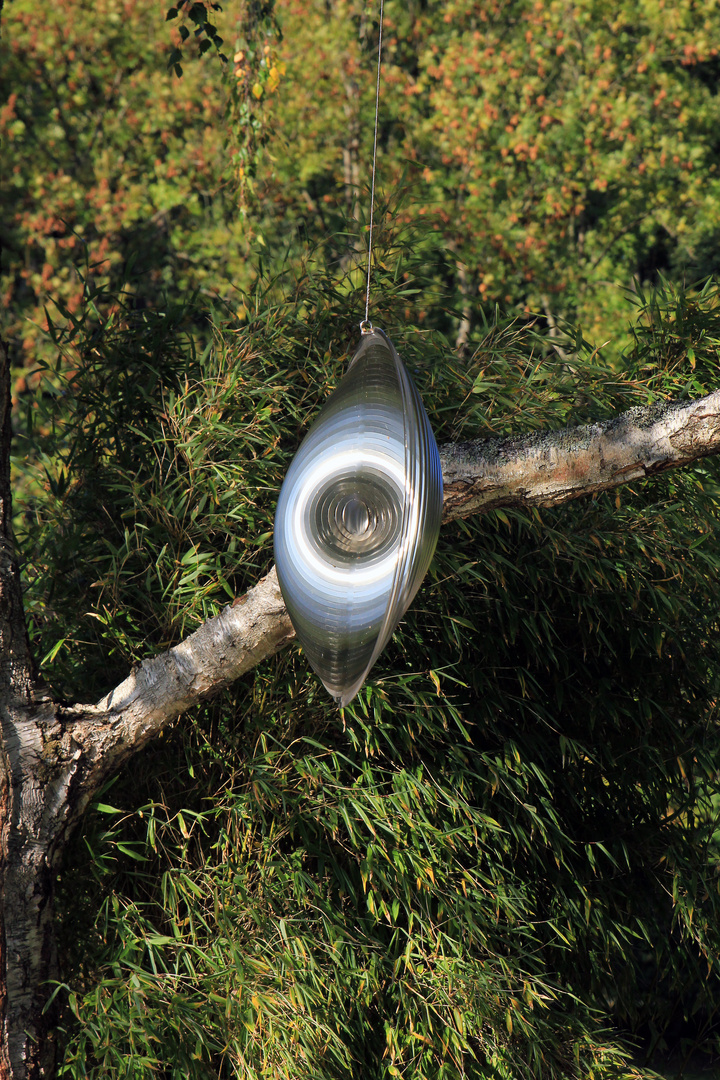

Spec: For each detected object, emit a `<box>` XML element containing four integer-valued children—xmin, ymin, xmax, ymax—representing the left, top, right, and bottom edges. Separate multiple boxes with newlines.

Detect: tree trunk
<box><xmin>0</xmin><ymin>693</ymin><xmax>63</xmax><ymax>1080</ymax></box>
<box><xmin>1</xmin><ymin>324</ymin><xmax>60</xmax><ymax>1077</ymax></box>
<box><xmin>1</xmin><ymin>118</ymin><xmax>57</xmax><ymax>1070</ymax></box>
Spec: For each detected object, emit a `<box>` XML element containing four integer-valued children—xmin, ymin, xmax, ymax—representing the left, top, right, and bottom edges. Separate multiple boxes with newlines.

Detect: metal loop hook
<box><xmin>359</xmin><ymin>319</ymin><xmax>374</xmax><ymax>335</ymax></box>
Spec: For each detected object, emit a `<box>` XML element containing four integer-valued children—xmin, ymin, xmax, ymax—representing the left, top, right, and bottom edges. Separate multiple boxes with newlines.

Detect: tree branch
<box><xmin>440</xmin><ymin>388</ymin><xmax>720</xmax><ymax>520</ymax></box>
<box><xmin>63</xmin><ymin>568</ymin><xmax>295</xmax><ymax>814</ymax></box>
<box><xmin>63</xmin><ymin>387</ymin><xmax>720</xmax><ymax>809</ymax></box>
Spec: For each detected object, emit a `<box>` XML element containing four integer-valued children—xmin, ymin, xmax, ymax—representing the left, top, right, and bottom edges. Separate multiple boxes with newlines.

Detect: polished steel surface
<box><xmin>273</xmin><ymin>329</ymin><xmax>443</xmax><ymax>707</ymax></box>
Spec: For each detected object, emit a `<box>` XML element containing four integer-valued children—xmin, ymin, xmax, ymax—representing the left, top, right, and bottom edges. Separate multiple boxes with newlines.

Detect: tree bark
<box><xmin>439</xmin><ymin>388</ymin><xmax>720</xmax><ymax>520</ymax></box>
<box><xmin>3</xmin><ymin>370</ymin><xmax>720</xmax><ymax>1074</ymax></box>
<box><xmin>59</xmin><ymin>569</ymin><xmax>295</xmax><ymax>820</ymax></box>
<box><xmin>1</xmin><ymin>326</ymin><xmax>59</xmax><ymax>1076</ymax></box>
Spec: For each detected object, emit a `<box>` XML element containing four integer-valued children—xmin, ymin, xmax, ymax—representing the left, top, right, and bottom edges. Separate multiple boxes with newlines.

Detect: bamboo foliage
<box><xmin>13</xmin><ymin>253</ymin><xmax>720</xmax><ymax>1076</ymax></box>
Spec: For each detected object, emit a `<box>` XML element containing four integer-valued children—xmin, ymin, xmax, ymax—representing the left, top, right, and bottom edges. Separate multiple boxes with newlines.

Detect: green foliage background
<box><xmin>5</xmin><ymin>0</ymin><xmax>720</xmax><ymax>374</ymax></box>
<box><xmin>4</xmin><ymin>0</ymin><xmax>720</xmax><ymax>1077</ymax></box>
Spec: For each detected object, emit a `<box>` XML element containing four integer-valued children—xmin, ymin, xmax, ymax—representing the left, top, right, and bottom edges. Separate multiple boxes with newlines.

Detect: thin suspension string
<box><xmin>360</xmin><ymin>0</ymin><xmax>385</xmax><ymax>334</ymax></box>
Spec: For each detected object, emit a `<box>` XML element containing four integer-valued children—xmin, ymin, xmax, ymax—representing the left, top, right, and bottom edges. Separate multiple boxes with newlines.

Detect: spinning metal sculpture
<box><xmin>274</xmin><ymin>328</ymin><xmax>443</xmax><ymax>706</ymax></box>
<box><xmin>273</xmin><ymin>0</ymin><xmax>442</xmax><ymax>706</ymax></box>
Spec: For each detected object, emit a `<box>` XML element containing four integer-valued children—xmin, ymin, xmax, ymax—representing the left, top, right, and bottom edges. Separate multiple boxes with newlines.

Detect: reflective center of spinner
<box><xmin>340</xmin><ymin>496</ymin><xmax>370</xmax><ymax>536</ymax></box>
<box><xmin>312</xmin><ymin>475</ymin><xmax>403</xmax><ymax>563</ymax></box>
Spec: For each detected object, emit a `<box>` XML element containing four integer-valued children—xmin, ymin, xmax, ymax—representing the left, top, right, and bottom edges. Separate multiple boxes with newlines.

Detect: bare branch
<box><xmin>67</xmin><ymin>566</ymin><xmax>294</xmax><ymax>804</ymax></box>
<box><xmin>441</xmin><ymin>388</ymin><xmax>720</xmax><ymax>520</ymax></box>
<box><xmin>64</xmin><ymin>387</ymin><xmax>720</xmax><ymax>802</ymax></box>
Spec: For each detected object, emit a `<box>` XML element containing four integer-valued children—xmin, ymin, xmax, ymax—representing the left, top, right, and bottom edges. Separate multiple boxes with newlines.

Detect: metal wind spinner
<box><xmin>274</xmin><ymin>329</ymin><xmax>443</xmax><ymax>707</ymax></box>
<box><xmin>272</xmin><ymin>0</ymin><xmax>443</xmax><ymax>707</ymax></box>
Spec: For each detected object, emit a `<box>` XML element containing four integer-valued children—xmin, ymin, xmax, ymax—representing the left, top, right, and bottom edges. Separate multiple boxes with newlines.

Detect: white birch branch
<box><xmin>65</xmin><ymin>567</ymin><xmax>295</xmax><ymax>809</ymax></box>
<box><xmin>64</xmin><ymin>387</ymin><xmax>720</xmax><ymax>803</ymax></box>
<box><xmin>440</xmin><ymin>387</ymin><xmax>720</xmax><ymax>520</ymax></box>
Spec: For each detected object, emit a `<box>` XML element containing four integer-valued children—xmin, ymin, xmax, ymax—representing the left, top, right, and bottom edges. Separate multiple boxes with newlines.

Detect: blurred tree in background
<box><xmin>0</xmin><ymin>0</ymin><xmax>251</xmax><ymax>375</ymax></box>
<box><xmin>4</xmin><ymin>0</ymin><xmax>720</xmax><ymax>378</ymax></box>
<box><xmin>4</xmin><ymin>0</ymin><xmax>720</xmax><ymax>1077</ymax></box>
<box><xmin>255</xmin><ymin>0</ymin><xmax>720</xmax><ymax>348</ymax></box>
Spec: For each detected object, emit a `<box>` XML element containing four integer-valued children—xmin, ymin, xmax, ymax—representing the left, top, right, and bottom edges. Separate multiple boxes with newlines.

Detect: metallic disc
<box><xmin>273</xmin><ymin>328</ymin><xmax>443</xmax><ymax>707</ymax></box>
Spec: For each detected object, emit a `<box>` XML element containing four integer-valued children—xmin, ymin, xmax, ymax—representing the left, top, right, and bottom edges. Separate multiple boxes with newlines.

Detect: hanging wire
<box><xmin>360</xmin><ymin>0</ymin><xmax>385</xmax><ymax>335</ymax></box>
